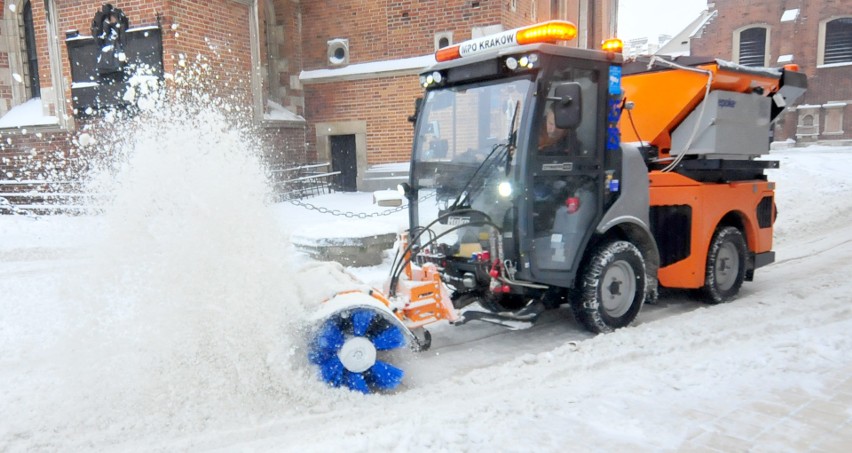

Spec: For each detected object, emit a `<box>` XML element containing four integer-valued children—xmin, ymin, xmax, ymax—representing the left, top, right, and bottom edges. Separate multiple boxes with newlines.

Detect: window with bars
<box><xmin>22</xmin><ymin>0</ymin><xmax>41</xmax><ymax>99</ymax></box>
<box><xmin>824</xmin><ymin>18</ymin><xmax>852</xmax><ymax>65</ymax></box>
<box><xmin>738</xmin><ymin>27</ymin><xmax>767</xmax><ymax>67</ymax></box>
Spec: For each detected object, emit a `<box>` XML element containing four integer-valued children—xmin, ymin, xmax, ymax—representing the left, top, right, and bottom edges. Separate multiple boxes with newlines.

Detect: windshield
<box><xmin>414</xmin><ymin>77</ymin><xmax>531</xmax><ymax>169</ymax></box>
<box><xmin>410</xmin><ymin>77</ymin><xmax>532</xmax><ymax>258</ymax></box>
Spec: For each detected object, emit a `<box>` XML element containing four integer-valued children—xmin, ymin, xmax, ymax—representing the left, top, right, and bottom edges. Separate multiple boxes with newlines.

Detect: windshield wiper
<box><xmin>448</xmin><ymin>142</ymin><xmax>510</xmax><ymax>210</ymax></box>
<box><xmin>505</xmin><ymin>100</ymin><xmax>520</xmax><ymax>175</ymax></box>
<box><xmin>448</xmin><ymin>100</ymin><xmax>521</xmax><ymax>210</ymax></box>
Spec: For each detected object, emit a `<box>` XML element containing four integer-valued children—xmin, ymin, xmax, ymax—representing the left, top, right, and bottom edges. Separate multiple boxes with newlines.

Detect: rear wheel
<box><xmin>572</xmin><ymin>241</ymin><xmax>646</xmax><ymax>333</ymax></box>
<box><xmin>701</xmin><ymin>226</ymin><xmax>747</xmax><ymax>304</ymax></box>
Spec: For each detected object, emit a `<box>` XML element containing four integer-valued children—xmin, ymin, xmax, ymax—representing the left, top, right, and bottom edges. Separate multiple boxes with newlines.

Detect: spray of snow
<box><xmin>0</xmin><ymin>62</ymin><xmax>365</xmax><ymax>449</ymax></box>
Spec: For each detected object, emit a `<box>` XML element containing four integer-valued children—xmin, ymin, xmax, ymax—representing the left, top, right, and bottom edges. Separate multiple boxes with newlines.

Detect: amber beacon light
<box><xmin>601</xmin><ymin>38</ymin><xmax>624</xmax><ymax>53</ymax></box>
<box><xmin>516</xmin><ymin>21</ymin><xmax>578</xmax><ymax>44</ymax></box>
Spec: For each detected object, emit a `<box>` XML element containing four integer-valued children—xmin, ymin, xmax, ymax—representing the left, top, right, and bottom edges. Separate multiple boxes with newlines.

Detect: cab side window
<box><xmin>536</xmin><ymin>68</ymin><xmax>598</xmax><ymax>158</ymax></box>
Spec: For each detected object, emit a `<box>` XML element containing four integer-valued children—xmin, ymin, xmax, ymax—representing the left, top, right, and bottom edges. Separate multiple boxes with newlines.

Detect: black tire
<box><xmin>572</xmin><ymin>241</ymin><xmax>646</xmax><ymax>333</ymax></box>
<box><xmin>701</xmin><ymin>226</ymin><xmax>747</xmax><ymax>304</ymax></box>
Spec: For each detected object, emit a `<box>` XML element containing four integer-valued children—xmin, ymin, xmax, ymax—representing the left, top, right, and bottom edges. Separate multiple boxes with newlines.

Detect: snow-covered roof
<box><xmin>688</xmin><ymin>9</ymin><xmax>718</xmax><ymax>39</ymax></box>
<box><xmin>655</xmin><ymin>10</ymin><xmax>718</xmax><ymax>57</ymax></box>
<box><xmin>300</xmin><ymin>54</ymin><xmax>437</xmax><ymax>84</ymax></box>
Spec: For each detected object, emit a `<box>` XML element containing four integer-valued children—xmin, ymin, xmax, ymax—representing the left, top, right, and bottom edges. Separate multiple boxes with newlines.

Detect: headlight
<box><xmin>498</xmin><ymin>181</ymin><xmax>513</xmax><ymax>197</ymax></box>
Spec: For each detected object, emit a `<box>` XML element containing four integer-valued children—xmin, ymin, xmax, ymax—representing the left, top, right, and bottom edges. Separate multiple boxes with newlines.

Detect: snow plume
<box><xmin>3</xmin><ymin>63</ymin><xmax>343</xmax><ymax>449</ymax></box>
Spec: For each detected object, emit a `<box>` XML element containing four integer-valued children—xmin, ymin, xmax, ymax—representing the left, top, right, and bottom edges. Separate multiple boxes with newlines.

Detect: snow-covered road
<box><xmin>1</xmin><ymin>146</ymin><xmax>850</xmax><ymax>451</ymax></box>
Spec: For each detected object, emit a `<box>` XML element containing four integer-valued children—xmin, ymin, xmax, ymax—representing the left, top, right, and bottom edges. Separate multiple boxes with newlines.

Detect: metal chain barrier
<box><xmin>287</xmin><ymin>192</ymin><xmax>435</xmax><ymax>219</ymax></box>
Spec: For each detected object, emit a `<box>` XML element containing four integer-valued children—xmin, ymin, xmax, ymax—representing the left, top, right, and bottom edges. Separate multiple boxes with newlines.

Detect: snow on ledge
<box><xmin>300</xmin><ymin>54</ymin><xmax>436</xmax><ymax>84</ymax></box>
<box><xmin>781</xmin><ymin>9</ymin><xmax>799</xmax><ymax>22</ymax></box>
<box><xmin>365</xmin><ymin>162</ymin><xmax>410</xmax><ymax>173</ymax></box>
<box><xmin>263</xmin><ymin>100</ymin><xmax>305</xmax><ymax>123</ymax></box>
<box><xmin>291</xmin><ymin>220</ymin><xmax>399</xmax><ymax>244</ymax></box>
<box><xmin>0</xmin><ymin>98</ymin><xmax>59</xmax><ymax>129</ymax></box>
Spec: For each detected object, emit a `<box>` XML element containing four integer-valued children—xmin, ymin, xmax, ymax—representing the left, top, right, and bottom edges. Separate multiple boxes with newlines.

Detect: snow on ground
<box><xmin>1</xmin><ymin>145</ymin><xmax>851</xmax><ymax>451</ymax></box>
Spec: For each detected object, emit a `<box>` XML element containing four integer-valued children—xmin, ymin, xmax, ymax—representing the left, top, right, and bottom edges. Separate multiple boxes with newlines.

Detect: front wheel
<box><xmin>701</xmin><ymin>226</ymin><xmax>747</xmax><ymax>304</ymax></box>
<box><xmin>572</xmin><ymin>241</ymin><xmax>646</xmax><ymax>333</ymax></box>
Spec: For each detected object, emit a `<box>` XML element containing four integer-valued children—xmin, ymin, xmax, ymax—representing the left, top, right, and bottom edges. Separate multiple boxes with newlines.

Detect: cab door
<box><xmin>522</xmin><ymin>62</ymin><xmax>608</xmax><ymax>287</ymax></box>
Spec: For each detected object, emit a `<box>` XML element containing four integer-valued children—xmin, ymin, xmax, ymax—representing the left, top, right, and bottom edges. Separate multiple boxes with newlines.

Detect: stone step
<box><xmin>291</xmin><ymin>220</ymin><xmax>398</xmax><ymax>267</ymax></box>
<box><xmin>361</xmin><ymin>162</ymin><xmax>409</xmax><ymax>192</ymax></box>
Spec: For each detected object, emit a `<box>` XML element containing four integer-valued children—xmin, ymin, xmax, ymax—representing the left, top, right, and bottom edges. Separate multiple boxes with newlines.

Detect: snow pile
<box><xmin>0</xmin><ymin>98</ymin><xmax>59</xmax><ymax>128</ymax></box>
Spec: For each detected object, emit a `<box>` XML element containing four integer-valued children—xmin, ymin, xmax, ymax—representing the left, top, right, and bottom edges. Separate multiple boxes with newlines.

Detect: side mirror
<box><xmin>408</xmin><ymin>97</ymin><xmax>423</xmax><ymax>123</ymax></box>
<box><xmin>551</xmin><ymin>83</ymin><xmax>582</xmax><ymax>129</ymax></box>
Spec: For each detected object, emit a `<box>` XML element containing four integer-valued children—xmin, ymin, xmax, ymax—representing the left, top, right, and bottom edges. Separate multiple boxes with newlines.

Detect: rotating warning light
<box><xmin>516</xmin><ymin>21</ymin><xmax>578</xmax><ymax>45</ymax></box>
<box><xmin>601</xmin><ymin>38</ymin><xmax>624</xmax><ymax>53</ymax></box>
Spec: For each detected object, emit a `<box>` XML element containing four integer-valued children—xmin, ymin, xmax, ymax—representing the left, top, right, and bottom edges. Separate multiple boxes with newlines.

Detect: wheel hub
<box><xmin>715</xmin><ymin>242</ymin><xmax>740</xmax><ymax>291</ymax></box>
<box><xmin>601</xmin><ymin>261</ymin><xmax>636</xmax><ymax>318</ymax></box>
<box><xmin>337</xmin><ymin>337</ymin><xmax>377</xmax><ymax>373</ymax></box>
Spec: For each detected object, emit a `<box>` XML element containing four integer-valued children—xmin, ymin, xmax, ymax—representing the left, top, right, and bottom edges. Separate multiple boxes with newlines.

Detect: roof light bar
<box><xmin>516</xmin><ymin>21</ymin><xmax>578</xmax><ymax>45</ymax></box>
<box><xmin>434</xmin><ymin>20</ymin><xmax>577</xmax><ymax>62</ymax></box>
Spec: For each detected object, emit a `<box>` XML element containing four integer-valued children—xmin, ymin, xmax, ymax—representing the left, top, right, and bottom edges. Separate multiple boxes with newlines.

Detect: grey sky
<box><xmin>617</xmin><ymin>0</ymin><xmax>708</xmax><ymax>41</ymax></box>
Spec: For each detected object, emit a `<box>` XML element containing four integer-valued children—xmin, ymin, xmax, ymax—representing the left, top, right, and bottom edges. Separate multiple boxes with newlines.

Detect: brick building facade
<box><xmin>300</xmin><ymin>0</ymin><xmax>616</xmax><ymax>189</ymax></box>
<box><xmin>0</xmin><ymin>0</ymin><xmax>308</xmax><ymax>183</ymax></box>
<box><xmin>690</xmin><ymin>0</ymin><xmax>852</xmax><ymax>145</ymax></box>
<box><xmin>0</xmin><ymin>0</ymin><xmax>616</xmax><ymax>192</ymax></box>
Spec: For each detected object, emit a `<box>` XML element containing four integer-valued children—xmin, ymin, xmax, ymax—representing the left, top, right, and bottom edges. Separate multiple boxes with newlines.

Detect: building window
<box><xmin>434</xmin><ymin>32</ymin><xmax>453</xmax><ymax>51</ymax></box>
<box><xmin>531</xmin><ymin>1</ymin><xmax>537</xmax><ymax>21</ymax></box>
<box><xmin>1</xmin><ymin>0</ymin><xmax>67</xmax><ymax>129</ymax></box>
<box><xmin>735</xmin><ymin>26</ymin><xmax>769</xmax><ymax>67</ymax></box>
<box><xmin>22</xmin><ymin>1</ymin><xmax>40</xmax><ymax>99</ymax></box>
<box><xmin>263</xmin><ymin>3</ymin><xmax>280</xmax><ymax>105</ymax></box>
<box><xmin>819</xmin><ymin>17</ymin><xmax>852</xmax><ymax>66</ymax></box>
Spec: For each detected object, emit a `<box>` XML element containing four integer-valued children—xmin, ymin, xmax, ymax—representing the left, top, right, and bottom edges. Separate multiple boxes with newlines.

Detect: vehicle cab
<box><xmin>405</xmin><ymin>22</ymin><xmax>630</xmax><ymax>309</ymax></box>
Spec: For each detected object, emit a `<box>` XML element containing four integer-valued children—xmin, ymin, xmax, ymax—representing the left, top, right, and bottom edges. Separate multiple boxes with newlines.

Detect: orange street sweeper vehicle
<box><xmin>305</xmin><ymin>21</ymin><xmax>807</xmax><ymax>393</ymax></box>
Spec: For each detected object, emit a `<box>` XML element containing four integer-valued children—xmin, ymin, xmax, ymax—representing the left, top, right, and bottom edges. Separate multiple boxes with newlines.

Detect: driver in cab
<box><xmin>538</xmin><ymin>104</ymin><xmax>580</xmax><ymax>155</ymax></box>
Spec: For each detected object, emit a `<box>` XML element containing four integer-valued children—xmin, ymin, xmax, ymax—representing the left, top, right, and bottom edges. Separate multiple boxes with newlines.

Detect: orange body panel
<box><xmin>649</xmin><ymin>171</ymin><xmax>775</xmax><ymax>289</ymax></box>
<box><xmin>620</xmin><ymin>63</ymin><xmax>782</xmax><ymax>157</ymax></box>
<box><xmin>400</xmin><ymin>263</ymin><xmax>458</xmax><ymax>328</ymax></box>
